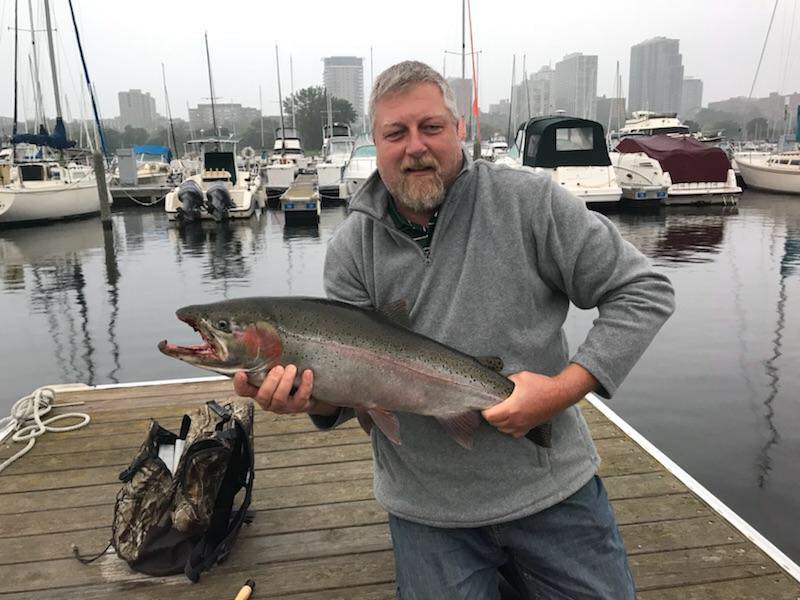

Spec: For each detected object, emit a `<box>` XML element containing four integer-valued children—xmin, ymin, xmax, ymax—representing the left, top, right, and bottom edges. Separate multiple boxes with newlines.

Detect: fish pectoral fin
<box><xmin>474</xmin><ymin>356</ymin><xmax>504</xmax><ymax>372</ymax></box>
<box><xmin>367</xmin><ymin>408</ymin><xmax>401</xmax><ymax>445</ymax></box>
<box><xmin>436</xmin><ymin>412</ymin><xmax>481</xmax><ymax>450</ymax></box>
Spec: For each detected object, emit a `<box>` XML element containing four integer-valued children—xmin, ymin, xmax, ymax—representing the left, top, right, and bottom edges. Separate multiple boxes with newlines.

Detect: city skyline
<box><xmin>0</xmin><ymin>0</ymin><xmax>798</xmax><ymax>124</ymax></box>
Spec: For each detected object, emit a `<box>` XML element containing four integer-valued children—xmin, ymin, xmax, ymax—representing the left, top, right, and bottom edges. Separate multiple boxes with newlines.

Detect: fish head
<box><xmin>158</xmin><ymin>300</ymin><xmax>283</xmax><ymax>380</ymax></box>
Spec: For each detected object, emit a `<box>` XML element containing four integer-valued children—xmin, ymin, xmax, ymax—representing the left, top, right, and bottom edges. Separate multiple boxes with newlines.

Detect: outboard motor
<box><xmin>205</xmin><ymin>181</ymin><xmax>235</xmax><ymax>222</ymax></box>
<box><xmin>175</xmin><ymin>179</ymin><xmax>204</xmax><ymax>223</ymax></box>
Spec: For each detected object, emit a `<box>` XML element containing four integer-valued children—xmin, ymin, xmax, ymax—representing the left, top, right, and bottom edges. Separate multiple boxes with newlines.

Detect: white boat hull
<box><xmin>532</xmin><ymin>166</ymin><xmax>622</xmax><ymax>204</ymax></box>
<box><xmin>0</xmin><ymin>178</ymin><xmax>107</xmax><ymax>225</ymax></box>
<box><xmin>736</xmin><ymin>158</ymin><xmax>800</xmax><ymax>195</ymax></box>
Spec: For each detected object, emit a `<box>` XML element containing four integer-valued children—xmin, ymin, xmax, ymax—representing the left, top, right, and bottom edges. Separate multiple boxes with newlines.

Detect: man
<box><xmin>234</xmin><ymin>61</ymin><xmax>675</xmax><ymax>599</ymax></box>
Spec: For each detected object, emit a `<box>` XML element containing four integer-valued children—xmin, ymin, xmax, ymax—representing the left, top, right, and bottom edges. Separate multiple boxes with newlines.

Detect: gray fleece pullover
<box><xmin>317</xmin><ymin>152</ymin><xmax>675</xmax><ymax>527</ymax></box>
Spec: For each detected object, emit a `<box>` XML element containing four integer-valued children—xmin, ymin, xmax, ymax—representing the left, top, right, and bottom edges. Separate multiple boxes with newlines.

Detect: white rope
<box><xmin>0</xmin><ymin>387</ymin><xmax>91</xmax><ymax>475</ymax></box>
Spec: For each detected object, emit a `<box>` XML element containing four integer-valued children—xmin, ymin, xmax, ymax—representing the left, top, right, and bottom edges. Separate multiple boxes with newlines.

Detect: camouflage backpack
<box><xmin>74</xmin><ymin>399</ymin><xmax>255</xmax><ymax>582</ymax></box>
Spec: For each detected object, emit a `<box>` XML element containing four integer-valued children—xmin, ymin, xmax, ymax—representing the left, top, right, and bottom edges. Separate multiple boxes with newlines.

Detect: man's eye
<box><xmin>423</xmin><ymin>125</ymin><xmax>443</xmax><ymax>133</ymax></box>
<box><xmin>385</xmin><ymin>131</ymin><xmax>402</xmax><ymax>140</ymax></box>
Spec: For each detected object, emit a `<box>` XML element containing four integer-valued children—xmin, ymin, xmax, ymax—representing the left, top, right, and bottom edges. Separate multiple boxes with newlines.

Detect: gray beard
<box><xmin>394</xmin><ymin>171</ymin><xmax>446</xmax><ymax>213</ymax></box>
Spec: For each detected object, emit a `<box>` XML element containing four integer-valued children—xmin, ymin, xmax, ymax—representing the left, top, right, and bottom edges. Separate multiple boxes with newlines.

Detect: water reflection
<box><xmin>169</xmin><ymin>219</ymin><xmax>258</xmax><ymax>285</ymax></box>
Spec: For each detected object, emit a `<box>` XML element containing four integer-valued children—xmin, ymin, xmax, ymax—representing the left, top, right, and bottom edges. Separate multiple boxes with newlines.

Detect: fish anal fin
<box><xmin>379</xmin><ymin>300</ymin><xmax>411</xmax><ymax>329</ymax></box>
<box><xmin>355</xmin><ymin>407</ymin><xmax>374</xmax><ymax>436</ymax></box>
<box><xmin>368</xmin><ymin>408</ymin><xmax>401</xmax><ymax>445</ymax></box>
<box><xmin>436</xmin><ymin>411</ymin><xmax>481</xmax><ymax>450</ymax></box>
<box><xmin>474</xmin><ymin>356</ymin><xmax>504</xmax><ymax>372</ymax></box>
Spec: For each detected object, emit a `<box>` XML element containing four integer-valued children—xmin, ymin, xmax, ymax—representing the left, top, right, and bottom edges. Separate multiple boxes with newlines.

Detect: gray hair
<box><xmin>369</xmin><ymin>61</ymin><xmax>460</xmax><ymax>133</ymax></box>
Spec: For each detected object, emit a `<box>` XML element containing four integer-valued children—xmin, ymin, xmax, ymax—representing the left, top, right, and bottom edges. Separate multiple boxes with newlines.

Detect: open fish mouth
<box><xmin>158</xmin><ymin>314</ymin><xmax>226</xmax><ymax>363</ymax></box>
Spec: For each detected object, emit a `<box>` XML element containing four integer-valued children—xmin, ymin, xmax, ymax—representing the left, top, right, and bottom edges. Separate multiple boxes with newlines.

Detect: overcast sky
<box><xmin>1</xmin><ymin>0</ymin><xmax>798</xmax><ymax>122</ymax></box>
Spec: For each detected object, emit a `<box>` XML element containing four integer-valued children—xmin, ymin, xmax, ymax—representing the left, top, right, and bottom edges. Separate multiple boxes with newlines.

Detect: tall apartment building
<box><xmin>681</xmin><ymin>77</ymin><xmax>704</xmax><ymax>119</ymax></box>
<box><xmin>629</xmin><ymin>37</ymin><xmax>684</xmax><ymax>114</ymax></box>
<box><xmin>323</xmin><ymin>56</ymin><xmax>364</xmax><ymax>130</ymax></box>
<box><xmin>553</xmin><ymin>53</ymin><xmax>598</xmax><ymax>120</ymax></box>
<box><xmin>188</xmin><ymin>103</ymin><xmax>260</xmax><ymax>136</ymax></box>
<box><xmin>511</xmin><ymin>65</ymin><xmax>554</xmax><ymax>132</ymax></box>
<box><xmin>447</xmin><ymin>77</ymin><xmax>473</xmax><ymax>123</ymax></box>
<box><xmin>118</xmin><ymin>89</ymin><xmax>157</xmax><ymax>130</ymax></box>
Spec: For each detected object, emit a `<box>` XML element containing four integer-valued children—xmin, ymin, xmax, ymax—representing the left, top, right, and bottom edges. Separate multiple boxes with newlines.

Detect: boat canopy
<box><xmin>616</xmin><ymin>136</ymin><xmax>731</xmax><ymax>183</ymax></box>
<box><xmin>520</xmin><ymin>117</ymin><xmax>611</xmax><ymax>168</ymax></box>
<box><xmin>11</xmin><ymin>117</ymin><xmax>76</xmax><ymax>150</ymax></box>
<box><xmin>132</xmin><ymin>145</ymin><xmax>172</xmax><ymax>162</ymax></box>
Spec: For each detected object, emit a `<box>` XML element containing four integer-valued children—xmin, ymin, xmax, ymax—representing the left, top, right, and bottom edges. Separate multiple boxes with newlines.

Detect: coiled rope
<box><xmin>0</xmin><ymin>387</ymin><xmax>91</xmax><ymax>474</ymax></box>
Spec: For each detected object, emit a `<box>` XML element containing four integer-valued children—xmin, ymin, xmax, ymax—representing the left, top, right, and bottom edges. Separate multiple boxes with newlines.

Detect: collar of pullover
<box><xmin>348</xmin><ymin>147</ymin><xmax>474</xmax><ymax>223</ymax></box>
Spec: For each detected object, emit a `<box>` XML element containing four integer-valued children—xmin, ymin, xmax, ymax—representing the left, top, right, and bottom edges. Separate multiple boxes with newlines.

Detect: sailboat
<box><xmin>163</xmin><ymin>33</ymin><xmax>262</xmax><ymax>222</ymax></box>
<box><xmin>0</xmin><ymin>0</ymin><xmax>109</xmax><ymax>227</ymax></box>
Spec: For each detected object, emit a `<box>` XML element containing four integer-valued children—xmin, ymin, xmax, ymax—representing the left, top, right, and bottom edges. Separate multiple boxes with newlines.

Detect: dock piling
<box><xmin>92</xmin><ymin>151</ymin><xmax>112</xmax><ymax>228</ymax></box>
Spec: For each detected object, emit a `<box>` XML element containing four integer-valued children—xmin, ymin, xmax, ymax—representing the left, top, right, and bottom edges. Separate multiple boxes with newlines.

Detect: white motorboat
<box><xmin>133</xmin><ymin>145</ymin><xmax>171</xmax><ymax>185</ymax></box>
<box><xmin>500</xmin><ymin>116</ymin><xmax>621</xmax><ymax>205</ymax></box>
<box><xmin>164</xmin><ymin>138</ymin><xmax>262</xmax><ymax>221</ymax></box>
<box><xmin>610</xmin><ymin>135</ymin><xmax>741</xmax><ymax>203</ymax></box>
<box><xmin>736</xmin><ymin>151</ymin><xmax>800</xmax><ymax>194</ymax></box>
<box><xmin>340</xmin><ymin>140</ymin><xmax>377</xmax><ymax>200</ymax></box>
<box><xmin>0</xmin><ymin>161</ymin><xmax>109</xmax><ymax>226</ymax></box>
<box><xmin>611</xmin><ymin>111</ymin><xmax>690</xmax><ymax>141</ymax></box>
<box><xmin>317</xmin><ymin>123</ymin><xmax>355</xmax><ymax>199</ymax></box>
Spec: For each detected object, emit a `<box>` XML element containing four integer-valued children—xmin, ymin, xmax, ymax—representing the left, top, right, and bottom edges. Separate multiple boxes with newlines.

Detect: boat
<box><xmin>499</xmin><ymin>116</ymin><xmax>622</xmax><ymax>205</ymax></box>
<box><xmin>735</xmin><ymin>151</ymin><xmax>800</xmax><ymax>194</ymax></box>
<box><xmin>339</xmin><ymin>137</ymin><xmax>377</xmax><ymax>200</ymax></box>
<box><xmin>1</xmin><ymin>0</ymin><xmax>109</xmax><ymax>228</ymax></box>
<box><xmin>610</xmin><ymin>135</ymin><xmax>741</xmax><ymax>204</ymax></box>
<box><xmin>316</xmin><ymin>123</ymin><xmax>355</xmax><ymax>200</ymax></box>
<box><xmin>611</xmin><ymin>111</ymin><xmax>690</xmax><ymax>141</ymax></box>
<box><xmin>133</xmin><ymin>145</ymin><xmax>172</xmax><ymax>185</ymax></box>
<box><xmin>163</xmin><ymin>138</ymin><xmax>262</xmax><ymax>221</ymax></box>
<box><xmin>265</xmin><ymin>127</ymin><xmax>311</xmax><ymax>196</ymax></box>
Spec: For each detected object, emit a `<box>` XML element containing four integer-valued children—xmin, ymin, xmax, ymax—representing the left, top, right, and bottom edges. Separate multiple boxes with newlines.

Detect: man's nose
<box><xmin>405</xmin><ymin>128</ymin><xmax>427</xmax><ymax>157</ymax></box>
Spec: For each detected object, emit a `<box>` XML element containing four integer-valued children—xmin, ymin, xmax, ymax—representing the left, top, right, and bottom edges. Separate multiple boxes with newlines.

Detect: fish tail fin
<box><xmin>525</xmin><ymin>421</ymin><xmax>553</xmax><ymax>448</ymax></box>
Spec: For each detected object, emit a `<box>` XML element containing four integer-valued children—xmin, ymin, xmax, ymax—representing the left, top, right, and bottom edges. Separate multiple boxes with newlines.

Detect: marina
<box><xmin>1</xmin><ymin>378</ymin><xmax>799</xmax><ymax>598</ymax></box>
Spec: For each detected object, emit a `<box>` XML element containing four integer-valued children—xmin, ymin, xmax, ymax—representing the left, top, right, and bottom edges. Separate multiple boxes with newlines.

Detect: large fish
<box><xmin>158</xmin><ymin>297</ymin><xmax>551</xmax><ymax>450</ymax></box>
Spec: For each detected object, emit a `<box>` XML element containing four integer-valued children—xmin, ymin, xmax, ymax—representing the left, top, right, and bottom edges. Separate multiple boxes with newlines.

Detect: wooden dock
<box><xmin>2</xmin><ymin>378</ymin><xmax>799</xmax><ymax>599</ymax></box>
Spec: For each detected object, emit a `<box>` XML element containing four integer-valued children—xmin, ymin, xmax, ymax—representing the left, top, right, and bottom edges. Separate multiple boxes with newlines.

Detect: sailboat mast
<box><xmin>290</xmin><ymin>54</ymin><xmax>296</xmax><ymax>130</ymax></box>
<box><xmin>161</xmin><ymin>62</ymin><xmax>178</xmax><ymax>158</ymax></box>
<box><xmin>275</xmin><ymin>45</ymin><xmax>286</xmax><ymax>157</ymax></box>
<box><xmin>506</xmin><ymin>54</ymin><xmax>515</xmax><ymax>143</ymax></box>
<box><xmin>259</xmin><ymin>85</ymin><xmax>264</xmax><ymax>149</ymax></box>
<box><xmin>42</xmin><ymin>0</ymin><xmax>63</xmax><ymax>119</ymax></box>
<box><xmin>461</xmin><ymin>0</ymin><xmax>466</xmax><ymax>79</ymax></box>
<box><xmin>67</xmin><ymin>0</ymin><xmax>106</xmax><ymax>155</ymax></box>
<box><xmin>12</xmin><ymin>0</ymin><xmax>19</xmax><ymax>150</ymax></box>
<box><xmin>204</xmin><ymin>31</ymin><xmax>219</xmax><ymax>140</ymax></box>
<box><xmin>27</xmin><ymin>0</ymin><xmax>44</xmax><ymax>129</ymax></box>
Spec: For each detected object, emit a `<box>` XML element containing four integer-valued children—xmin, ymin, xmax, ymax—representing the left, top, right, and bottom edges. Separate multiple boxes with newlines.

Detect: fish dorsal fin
<box><xmin>436</xmin><ymin>411</ymin><xmax>481</xmax><ymax>450</ymax></box>
<box><xmin>475</xmin><ymin>356</ymin><xmax>504</xmax><ymax>372</ymax></box>
<box><xmin>379</xmin><ymin>299</ymin><xmax>411</xmax><ymax>329</ymax></box>
<box><xmin>368</xmin><ymin>408</ymin><xmax>402</xmax><ymax>445</ymax></box>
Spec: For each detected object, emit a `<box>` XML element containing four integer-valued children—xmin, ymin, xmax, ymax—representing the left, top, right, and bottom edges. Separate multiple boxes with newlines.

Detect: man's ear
<box><xmin>457</xmin><ymin>118</ymin><xmax>466</xmax><ymax>141</ymax></box>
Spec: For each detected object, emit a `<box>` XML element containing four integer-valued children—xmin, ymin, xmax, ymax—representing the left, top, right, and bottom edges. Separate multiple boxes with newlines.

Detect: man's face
<box><xmin>373</xmin><ymin>82</ymin><xmax>464</xmax><ymax>213</ymax></box>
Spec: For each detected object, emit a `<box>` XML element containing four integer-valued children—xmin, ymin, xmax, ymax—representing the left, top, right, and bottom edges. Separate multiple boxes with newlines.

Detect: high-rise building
<box><xmin>446</xmin><ymin>77</ymin><xmax>473</xmax><ymax>130</ymax></box>
<box><xmin>596</xmin><ymin>96</ymin><xmax>627</xmax><ymax>132</ymax></box>
<box><xmin>511</xmin><ymin>65</ymin><xmax>554</xmax><ymax>132</ymax></box>
<box><xmin>118</xmin><ymin>89</ymin><xmax>157</xmax><ymax>130</ymax></box>
<box><xmin>681</xmin><ymin>77</ymin><xmax>704</xmax><ymax>119</ymax></box>
<box><xmin>553</xmin><ymin>53</ymin><xmax>598</xmax><ymax>120</ymax></box>
<box><xmin>323</xmin><ymin>56</ymin><xmax>364</xmax><ymax>130</ymax></box>
<box><xmin>628</xmin><ymin>37</ymin><xmax>684</xmax><ymax>114</ymax></box>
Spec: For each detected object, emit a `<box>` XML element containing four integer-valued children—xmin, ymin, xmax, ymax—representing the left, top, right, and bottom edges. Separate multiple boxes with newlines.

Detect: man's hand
<box><xmin>482</xmin><ymin>364</ymin><xmax>598</xmax><ymax>438</ymax></box>
<box><xmin>233</xmin><ymin>364</ymin><xmax>326</xmax><ymax>415</ymax></box>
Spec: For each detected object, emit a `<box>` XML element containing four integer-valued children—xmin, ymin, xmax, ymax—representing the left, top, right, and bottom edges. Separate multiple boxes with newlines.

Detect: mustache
<box><xmin>401</xmin><ymin>156</ymin><xmax>440</xmax><ymax>172</ymax></box>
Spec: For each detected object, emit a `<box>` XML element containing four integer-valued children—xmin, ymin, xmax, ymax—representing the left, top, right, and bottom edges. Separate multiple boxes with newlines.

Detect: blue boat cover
<box><xmin>11</xmin><ymin>117</ymin><xmax>76</xmax><ymax>150</ymax></box>
<box><xmin>133</xmin><ymin>145</ymin><xmax>172</xmax><ymax>162</ymax></box>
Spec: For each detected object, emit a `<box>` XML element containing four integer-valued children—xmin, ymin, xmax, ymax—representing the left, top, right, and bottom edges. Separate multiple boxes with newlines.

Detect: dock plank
<box><xmin>0</xmin><ymin>381</ymin><xmax>797</xmax><ymax>598</ymax></box>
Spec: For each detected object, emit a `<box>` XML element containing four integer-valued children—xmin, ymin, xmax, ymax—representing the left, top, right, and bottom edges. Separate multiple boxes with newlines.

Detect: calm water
<box><xmin>1</xmin><ymin>193</ymin><xmax>799</xmax><ymax>563</ymax></box>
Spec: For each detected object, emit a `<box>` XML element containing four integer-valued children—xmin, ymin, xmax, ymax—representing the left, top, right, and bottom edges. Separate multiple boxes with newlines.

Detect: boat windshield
<box><xmin>352</xmin><ymin>145</ymin><xmax>376</xmax><ymax>158</ymax></box>
<box><xmin>330</xmin><ymin>140</ymin><xmax>354</xmax><ymax>155</ymax></box>
<box><xmin>555</xmin><ymin>127</ymin><xmax>594</xmax><ymax>151</ymax></box>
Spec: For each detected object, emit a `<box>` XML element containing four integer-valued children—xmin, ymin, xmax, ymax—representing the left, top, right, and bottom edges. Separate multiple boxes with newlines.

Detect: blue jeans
<box><xmin>388</xmin><ymin>475</ymin><xmax>635</xmax><ymax>600</ymax></box>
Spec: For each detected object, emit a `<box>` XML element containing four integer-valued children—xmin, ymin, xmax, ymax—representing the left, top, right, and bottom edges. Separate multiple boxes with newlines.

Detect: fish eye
<box><xmin>216</xmin><ymin>319</ymin><xmax>231</xmax><ymax>332</ymax></box>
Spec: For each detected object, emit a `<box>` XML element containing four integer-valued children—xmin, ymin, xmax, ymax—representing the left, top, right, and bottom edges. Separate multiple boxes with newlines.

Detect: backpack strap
<box><xmin>184</xmin><ymin>417</ymin><xmax>255</xmax><ymax>582</ymax></box>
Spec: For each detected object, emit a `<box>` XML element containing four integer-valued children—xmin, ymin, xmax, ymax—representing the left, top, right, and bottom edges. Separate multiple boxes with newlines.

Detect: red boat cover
<box><xmin>616</xmin><ymin>135</ymin><xmax>731</xmax><ymax>183</ymax></box>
